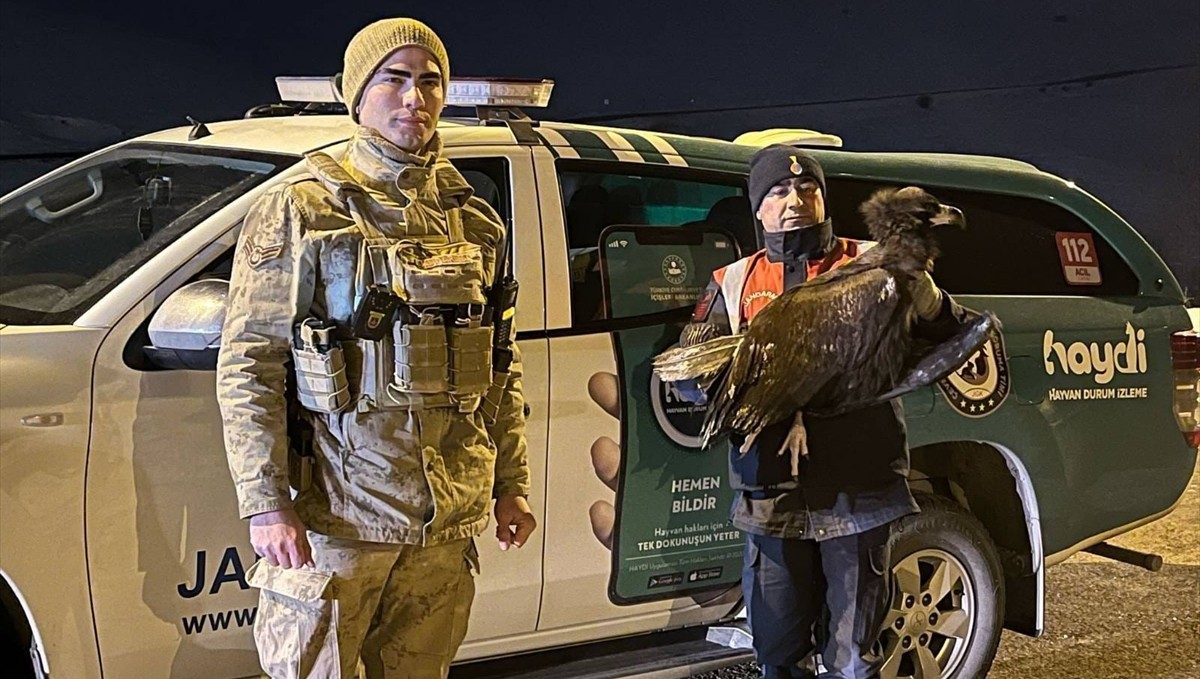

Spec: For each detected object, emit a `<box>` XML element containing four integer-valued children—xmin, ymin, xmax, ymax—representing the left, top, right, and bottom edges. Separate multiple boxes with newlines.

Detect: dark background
<box><xmin>1</xmin><ymin>0</ymin><xmax>1196</xmax><ymax>296</ymax></box>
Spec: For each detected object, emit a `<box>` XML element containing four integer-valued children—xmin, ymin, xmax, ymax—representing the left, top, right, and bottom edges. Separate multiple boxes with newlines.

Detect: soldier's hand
<box><xmin>494</xmin><ymin>494</ymin><xmax>537</xmax><ymax>551</ymax></box>
<box><xmin>249</xmin><ymin>508</ymin><xmax>314</xmax><ymax>569</ymax></box>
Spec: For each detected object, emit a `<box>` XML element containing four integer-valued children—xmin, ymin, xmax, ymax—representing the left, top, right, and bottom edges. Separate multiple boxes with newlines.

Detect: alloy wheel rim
<box><xmin>878</xmin><ymin>548</ymin><xmax>976</xmax><ymax>679</ymax></box>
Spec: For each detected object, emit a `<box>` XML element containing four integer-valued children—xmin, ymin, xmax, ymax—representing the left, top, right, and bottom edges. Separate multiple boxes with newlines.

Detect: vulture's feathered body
<box><xmin>654</xmin><ymin>186</ymin><xmax>998</xmax><ymax>449</ymax></box>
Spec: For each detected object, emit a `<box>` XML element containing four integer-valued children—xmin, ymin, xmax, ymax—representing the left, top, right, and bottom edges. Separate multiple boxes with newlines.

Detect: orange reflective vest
<box><xmin>713</xmin><ymin>237</ymin><xmax>873</xmax><ymax>332</ymax></box>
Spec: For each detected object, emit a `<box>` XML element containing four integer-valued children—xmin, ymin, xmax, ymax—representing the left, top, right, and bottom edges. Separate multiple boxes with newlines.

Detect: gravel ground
<box><xmin>694</xmin><ymin>458</ymin><xmax>1200</xmax><ymax>679</ymax></box>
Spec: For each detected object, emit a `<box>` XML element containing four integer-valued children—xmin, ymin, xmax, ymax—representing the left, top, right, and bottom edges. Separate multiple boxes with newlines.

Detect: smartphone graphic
<box><xmin>598</xmin><ymin>224</ymin><xmax>744</xmax><ymax>604</ymax></box>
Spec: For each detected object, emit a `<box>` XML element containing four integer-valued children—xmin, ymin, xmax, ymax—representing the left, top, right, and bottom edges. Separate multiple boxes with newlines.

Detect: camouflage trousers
<box><xmin>247</xmin><ymin>533</ymin><xmax>479</xmax><ymax>679</ymax></box>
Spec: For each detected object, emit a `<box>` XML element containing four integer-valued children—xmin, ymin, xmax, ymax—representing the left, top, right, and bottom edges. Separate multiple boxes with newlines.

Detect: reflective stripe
<box><xmin>626</xmin><ymin>130</ymin><xmax>689</xmax><ymax>167</ymax></box>
<box><xmin>619</xmin><ymin>132</ymin><xmax>670</xmax><ymax>165</ymax></box>
<box><xmin>532</xmin><ymin>130</ymin><xmax>561</xmax><ymax>158</ymax></box>
<box><xmin>719</xmin><ymin>257</ymin><xmax>753</xmax><ymax>334</ymax></box>
<box><xmin>555</xmin><ymin>128</ymin><xmax>619</xmax><ymax>161</ymax></box>
<box><xmin>535</xmin><ymin>127</ymin><xmax>581</xmax><ymax>159</ymax></box>
<box><xmin>599</xmin><ymin>130</ymin><xmax>644</xmax><ymax>163</ymax></box>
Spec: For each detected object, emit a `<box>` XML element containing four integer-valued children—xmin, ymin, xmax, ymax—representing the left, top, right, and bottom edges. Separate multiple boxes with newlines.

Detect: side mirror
<box><xmin>144</xmin><ymin>279</ymin><xmax>228</xmax><ymax>370</ymax></box>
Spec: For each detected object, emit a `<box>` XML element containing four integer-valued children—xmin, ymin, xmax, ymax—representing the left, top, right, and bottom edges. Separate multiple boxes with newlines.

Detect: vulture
<box><xmin>654</xmin><ymin>186</ymin><xmax>998</xmax><ymax>463</ymax></box>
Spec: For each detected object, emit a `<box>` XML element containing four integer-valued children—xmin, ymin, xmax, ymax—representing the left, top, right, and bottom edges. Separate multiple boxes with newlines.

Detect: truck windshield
<box><xmin>0</xmin><ymin>143</ymin><xmax>292</xmax><ymax>325</ymax></box>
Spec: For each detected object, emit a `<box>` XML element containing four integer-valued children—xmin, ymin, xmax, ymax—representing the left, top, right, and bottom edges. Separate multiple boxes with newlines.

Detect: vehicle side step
<box><xmin>449</xmin><ymin>622</ymin><xmax>755</xmax><ymax>679</ymax></box>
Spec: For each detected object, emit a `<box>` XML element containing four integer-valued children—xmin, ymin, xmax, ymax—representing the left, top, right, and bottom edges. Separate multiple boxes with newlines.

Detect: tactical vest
<box><xmin>290</xmin><ymin>152</ymin><xmax>493</xmax><ymax>414</ymax></box>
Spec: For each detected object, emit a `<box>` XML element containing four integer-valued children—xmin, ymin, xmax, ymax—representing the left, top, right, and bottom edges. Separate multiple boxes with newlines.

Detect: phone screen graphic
<box><xmin>598</xmin><ymin>225</ymin><xmax>744</xmax><ymax>604</ymax></box>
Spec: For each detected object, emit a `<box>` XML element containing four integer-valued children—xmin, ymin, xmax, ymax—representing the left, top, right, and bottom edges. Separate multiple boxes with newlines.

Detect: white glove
<box><xmin>908</xmin><ymin>271</ymin><xmax>944</xmax><ymax>321</ymax></box>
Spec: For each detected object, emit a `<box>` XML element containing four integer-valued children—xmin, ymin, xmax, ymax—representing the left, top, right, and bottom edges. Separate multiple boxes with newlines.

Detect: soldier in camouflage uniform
<box><xmin>217</xmin><ymin>18</ymin><xmax>535</xmax><ymax>679</ymax></box>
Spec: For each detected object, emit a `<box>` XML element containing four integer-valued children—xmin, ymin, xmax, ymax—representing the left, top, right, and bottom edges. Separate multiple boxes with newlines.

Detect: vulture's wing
<box><xmin>703</xmin><ymin>267</ymin><xmax>901</xmax><ymax>441</ymax></box>
<box><xmin>653</xmin><ymin>334</ymin><xmax>743</xmax><ymax>384</ymax></box>
<box><xmin>814</xmin><ymin>310</ymin><xmax>999</xmax><ymax>415</ymax></box>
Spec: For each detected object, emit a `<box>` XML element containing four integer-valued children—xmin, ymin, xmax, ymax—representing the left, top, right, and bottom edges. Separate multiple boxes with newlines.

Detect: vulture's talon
<box><xmin>777</xmin><ymin>412</ymin><xmax>809</xmax><ymax>477</ymax></box>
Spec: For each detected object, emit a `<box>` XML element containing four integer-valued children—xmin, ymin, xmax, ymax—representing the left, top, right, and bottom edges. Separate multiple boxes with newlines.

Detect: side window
<box><xmin>559</xmin><ymin>163</ymin><xmax>753</xmax><ymax>325</ymax></box>
<box><xmin>0</xmin><ymin>145</ymin><xmax>289</xmax><ymax>325</ymax></box>
<box><xmin>826</xmin><ymin>179</ymin><xmax>1141</xmax><ymax>296</ymax></box>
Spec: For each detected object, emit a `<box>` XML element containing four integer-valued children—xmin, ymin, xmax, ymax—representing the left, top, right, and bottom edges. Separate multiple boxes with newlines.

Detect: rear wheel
<box><xmin>878</xmin><ymin>493</ymin><xmax>1005</xmax><ymax>679</ymax></box>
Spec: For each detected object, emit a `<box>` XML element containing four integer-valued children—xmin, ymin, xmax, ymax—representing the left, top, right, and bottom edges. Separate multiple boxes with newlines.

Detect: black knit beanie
<box><xmin>748</xmin><ymin>145</ymin><xmax>826</xmax><ymax>212</ymax></box>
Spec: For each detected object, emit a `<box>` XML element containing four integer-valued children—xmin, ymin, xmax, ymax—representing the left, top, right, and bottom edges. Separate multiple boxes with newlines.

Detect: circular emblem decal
<box><xmin>662</xmin><ymin>255</ymin><xmax>688</xmax><ymax>285</ymax></box>
<box><xmin>937</xmin><ymin>330</ymin><xmax>1011</xmax><ymax>418</ymax></box>
<box><xmin>650</xmin><ymin>351</ymin><xmax>708</xmax><ymax>449</ymax></box>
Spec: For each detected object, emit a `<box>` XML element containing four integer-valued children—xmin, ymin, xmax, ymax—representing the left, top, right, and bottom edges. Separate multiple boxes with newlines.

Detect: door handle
<box><xmin>20</xmin><ymin>413</ymin><xmax>63</xmax><ymax>427</ymax></box>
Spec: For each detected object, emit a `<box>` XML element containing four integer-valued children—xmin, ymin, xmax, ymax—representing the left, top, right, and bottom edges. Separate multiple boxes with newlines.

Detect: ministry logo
<box><xmin>662</xmin><ymin>255</ymin><xmax>688</xmax><ymax>285</ymax></box>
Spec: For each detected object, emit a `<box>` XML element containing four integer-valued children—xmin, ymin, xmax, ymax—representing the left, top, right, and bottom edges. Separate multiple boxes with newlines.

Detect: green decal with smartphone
<box><xmin>599</xmin><ymin>225</ymin><xmax>745</xmax><ymax>604</ymax></box>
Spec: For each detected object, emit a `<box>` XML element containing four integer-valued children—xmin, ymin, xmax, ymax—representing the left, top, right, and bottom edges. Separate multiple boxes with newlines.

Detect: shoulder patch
<box><xmin>241</xmin><ymin>238</ymin><xmax>285</xmax><ymax>269</ymax></box>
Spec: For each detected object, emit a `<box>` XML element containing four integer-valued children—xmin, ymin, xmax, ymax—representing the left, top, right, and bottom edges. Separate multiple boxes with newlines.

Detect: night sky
<box><xmin>1</xmin><ymin>0</ymin><xmax>1196</xmax><ymax>294</ymax></box>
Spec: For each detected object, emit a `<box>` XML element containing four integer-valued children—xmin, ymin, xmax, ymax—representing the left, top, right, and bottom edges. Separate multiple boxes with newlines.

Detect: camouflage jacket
<box><xmin>217</xmin><ymin>127</ymin><xmax>530</xmax><ymax>545</ymax></box>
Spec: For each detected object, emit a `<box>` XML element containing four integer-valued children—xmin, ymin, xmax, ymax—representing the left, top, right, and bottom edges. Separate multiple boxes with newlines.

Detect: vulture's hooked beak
<box><xmin>930</xmin><ymin>204</ymin><xmax>966</xmax><ymax>229</ymax></box>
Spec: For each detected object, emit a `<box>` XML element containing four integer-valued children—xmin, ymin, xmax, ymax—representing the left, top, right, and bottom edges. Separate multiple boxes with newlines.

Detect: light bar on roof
<box><xmin>447</xmin><ymin>78</ymin><xmax>554</xmax><ymax>108</ymax></box>
<box><xmin>276</xmin><ymin>76</ymin><xmax>342</xmax><ymax>103</ymax></box>
<box><xmin>274</xmin><ymin>75</ymin><xmax>555</xmax><ymax>109</ymax></box>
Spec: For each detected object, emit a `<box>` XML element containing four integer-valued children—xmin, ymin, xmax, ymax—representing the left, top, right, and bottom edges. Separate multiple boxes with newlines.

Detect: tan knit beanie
<box><xmin>342</xmin><ymin>18</ymin><xmax>450</xmax><ymax>122</ymax></box>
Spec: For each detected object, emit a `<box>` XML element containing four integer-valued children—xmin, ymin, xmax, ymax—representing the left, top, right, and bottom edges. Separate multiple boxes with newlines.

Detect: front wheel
<box><xmin>878</xmin><ymin>493</ymin><xmax>1005</xmax><ymax>679</ymax></box>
